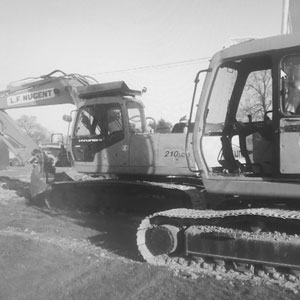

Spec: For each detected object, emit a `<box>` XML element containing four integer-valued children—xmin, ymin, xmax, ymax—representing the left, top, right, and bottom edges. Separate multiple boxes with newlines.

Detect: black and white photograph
<box><xmin>0</xmin><ymin>0</ymin><xmax>299</xmax><ymax>299</ymax></box>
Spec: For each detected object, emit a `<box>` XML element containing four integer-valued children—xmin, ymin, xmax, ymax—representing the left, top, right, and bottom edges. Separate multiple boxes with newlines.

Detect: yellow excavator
<box><xmin>137</xmin><ymin>34</ymin><xmax>300</xmax><ymax>283</ymax></box>
<box><xmin>0</xmin><ymin>70</ymin><xmax>201</xmax><ymax>211</ymax></box>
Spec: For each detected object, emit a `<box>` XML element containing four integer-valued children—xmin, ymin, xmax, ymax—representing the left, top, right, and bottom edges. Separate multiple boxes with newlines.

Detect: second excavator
<box><xmin>137</xmin><ymin>34</ymin><xmax>300</xmax><ymax>284</ymax></box>
<box><xmin>0</xmin><ymin>70</ymin><xmax>203</xmax><ymax>211</ymax></box>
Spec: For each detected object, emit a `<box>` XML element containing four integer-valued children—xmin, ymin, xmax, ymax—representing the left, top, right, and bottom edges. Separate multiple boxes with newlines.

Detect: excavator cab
<box><xmin>66</xmin><ymin>81</ymin><xmax>150</xmax><ymax>174</ymax></box>
<box><xmin>193</xmin><ymin>35</ymin><xmax>300</xmax><ymax>200</ymax></box>
<box><xmin>69</xmin><ymin>81</ymin><xmax>195</xmax><ymax>177</ymax></box>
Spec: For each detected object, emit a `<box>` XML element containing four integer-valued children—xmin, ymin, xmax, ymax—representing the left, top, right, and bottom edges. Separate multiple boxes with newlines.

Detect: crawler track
<box><xmin>137</xmin><ymin>208</ymin><xmax>300</xmax><ymax>290</ymax></box>
<box><xmin>45</xmin><ymin>177</ymin><xmax>205</xmax><ymax>212</ymax></box>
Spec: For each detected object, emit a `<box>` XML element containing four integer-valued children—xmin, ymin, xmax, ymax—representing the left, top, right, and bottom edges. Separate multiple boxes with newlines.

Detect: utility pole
<box><xmin>281</xmin><ymin>0</ymin><xmax>290</xmax><ymax>34</ymax></box>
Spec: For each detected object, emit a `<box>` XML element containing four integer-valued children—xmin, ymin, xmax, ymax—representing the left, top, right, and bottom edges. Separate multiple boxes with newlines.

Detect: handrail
<box><xmin>185</xmin><ymin>68</ymin><xmax>212</xmax><ymax>172</ymax></box>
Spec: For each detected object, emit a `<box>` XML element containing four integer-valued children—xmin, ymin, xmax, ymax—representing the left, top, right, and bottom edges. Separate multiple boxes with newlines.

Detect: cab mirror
<box><xmin>63</xmin><ymin>115</ymin><xmax>72</xmax><ymax>122</ymax></box>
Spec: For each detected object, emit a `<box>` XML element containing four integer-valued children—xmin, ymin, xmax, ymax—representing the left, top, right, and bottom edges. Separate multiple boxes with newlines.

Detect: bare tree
<box><xmin>237</xmin><ymin>69</ymin><xmax>272</xmax><ymax>122</ymax></box>
<box><xmin>16</xmin><ymin>115</ymin><xmax>51</xmax><ymax>143</ymax></box>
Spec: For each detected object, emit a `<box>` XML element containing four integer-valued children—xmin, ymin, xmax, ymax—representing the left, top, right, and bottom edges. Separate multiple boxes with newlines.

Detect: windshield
<box><xmin>281</xmin><ymin>54</ymin><xmax>300</xmax><ymax>115</ymax></box>
<box><xmin>205</xmin><ymin>65</ymin><xmax>238</xmax><ymax>133</ymax></box>
<box><xmin>74</xmin><ymin>103</ymin><xmax>123</xmax><ymax>138</ymax></box>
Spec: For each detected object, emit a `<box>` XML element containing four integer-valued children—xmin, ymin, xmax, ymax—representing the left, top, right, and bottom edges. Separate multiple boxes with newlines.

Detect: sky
<box><xmin>0</xmin><ymin>0</ymin><xmax>283</xmax><ymax>134</ymax></box>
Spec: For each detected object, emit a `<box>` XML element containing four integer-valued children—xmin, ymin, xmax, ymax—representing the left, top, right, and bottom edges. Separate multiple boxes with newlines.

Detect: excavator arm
<box><xmin>0</xmin><ymin>70</ymin><xmax>96</xmax><ymax>110</ymax></box>
<box><xmin>0</xmin><ymin>70</ymin><xmax>98</xmax><ymax>196</ymax></box>
<box><xmin>0</xmin><ymin>70</ymin><xmax>98</xmax><ymax>160</ymax></box>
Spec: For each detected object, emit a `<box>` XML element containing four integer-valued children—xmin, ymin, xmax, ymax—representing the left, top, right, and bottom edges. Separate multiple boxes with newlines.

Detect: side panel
<box><xmin>280</xmin><ymin>118</ymin><xmax>300</xmax><ymax>174</ymax></box>
<box><xmin>129</xmin><ymin>133</ymin><xmax>156</xmax><ymax>172</ymax></box>
<box><xmin>73</xmin><ymin>139</ymin><xmax>130</xmax><ymax>173</ymax></box>
<box><xmin>128</xmin><ymin>133</ymin><xmax>194</xmax><ymax>176</ymax></box>
<box><xmin>203</xmin><ymin>177</ymin><xmax>300</xmax><ymax>199</ymax></box>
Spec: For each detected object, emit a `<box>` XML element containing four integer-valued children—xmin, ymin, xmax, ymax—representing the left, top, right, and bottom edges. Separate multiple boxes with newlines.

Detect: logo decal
<box><xmin>121</xmin><ymin>145</ymin><xmax>128</xmax><ymax>151</ymax></box>
<box><xmin>7</xmin><ymin>88</ymin><xmax>56</xmax><ymax>106</ymax></box>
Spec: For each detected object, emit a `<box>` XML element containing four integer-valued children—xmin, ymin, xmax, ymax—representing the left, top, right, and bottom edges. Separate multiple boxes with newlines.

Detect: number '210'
<box><xmin>164</xmin><ymin>150</ymin><xmax>190</xmax><ymax>158</ymax></box>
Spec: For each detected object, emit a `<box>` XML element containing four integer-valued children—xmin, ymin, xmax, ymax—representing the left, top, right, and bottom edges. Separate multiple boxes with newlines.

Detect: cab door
<box><xmin>72</xmin><ymin>101</ymin><xmax>130</xmax><ymax>173</ymax></box>
<box><xmin>127</xmin><ymin>102</ymin><xmax>157</xmax><ymax>173</ymax></box>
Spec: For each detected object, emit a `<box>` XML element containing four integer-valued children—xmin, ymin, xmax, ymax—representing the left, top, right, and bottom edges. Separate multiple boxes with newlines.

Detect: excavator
<box><xmin>0</xmin><ymin>70</ymin><xmax>201</xmax><ymax>211</ymax></box>
<box><xmin>137</xmin><ymin>34</ymin><xmax>300</xmax><ymax>284</ymax></box>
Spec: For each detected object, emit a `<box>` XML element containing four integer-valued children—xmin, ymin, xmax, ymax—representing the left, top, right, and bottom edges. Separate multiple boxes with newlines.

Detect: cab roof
<box><xmin>215</xmin><ymin>34</ymin><xmax>300</xmax><ymax>61</ymax></box>
<box><xmin>77</xmin><ymin>81</ymin><xmax>142</xmax><ymax>99</ymax></box>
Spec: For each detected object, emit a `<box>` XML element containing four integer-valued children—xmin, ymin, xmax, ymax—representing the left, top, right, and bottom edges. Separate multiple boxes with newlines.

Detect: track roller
<box><xmin>145</xmin><ymin>224</ymin><xmax>179</xmax><ymax>256</ymax></box>
<box><xmin>137</xmin><ymin>217</ymin><xmax>181</xmax><ymax>264</ymax></box>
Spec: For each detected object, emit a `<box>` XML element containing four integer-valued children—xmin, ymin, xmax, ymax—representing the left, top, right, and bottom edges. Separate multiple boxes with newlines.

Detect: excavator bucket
<box><xmin>30</xmin><ymin>163</ymin><xmax>49</xmax><ymax>198</ymax></box>
<box><xmin>29</xmin><ymin>147</ymin><xmax>59</xmax><ymax>199</ymax></box>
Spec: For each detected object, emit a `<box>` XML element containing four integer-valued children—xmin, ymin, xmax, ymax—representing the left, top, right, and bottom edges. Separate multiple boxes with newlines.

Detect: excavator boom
<box><xmin>0</xmin><ymin>70</ymin><xmax>92</xmax><ymax>110</ymax></box>
<box><xmin>0</xmin><ymin>70</ymin><xmax>98</xmax><ymax>195</ymax></box>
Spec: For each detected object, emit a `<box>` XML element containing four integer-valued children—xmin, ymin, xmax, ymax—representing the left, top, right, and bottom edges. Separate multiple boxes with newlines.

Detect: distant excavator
<box><xmin>0</xmin><ymin>70</ymin><xmax>202</xmax><ymax>210</ymax></box>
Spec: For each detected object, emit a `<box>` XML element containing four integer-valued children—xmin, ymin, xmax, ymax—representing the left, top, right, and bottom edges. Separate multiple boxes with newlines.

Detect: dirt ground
<box><xmin>0</xmin><ymin>167</ymin><xmax>298</xmax><ymax>300</ymax></box>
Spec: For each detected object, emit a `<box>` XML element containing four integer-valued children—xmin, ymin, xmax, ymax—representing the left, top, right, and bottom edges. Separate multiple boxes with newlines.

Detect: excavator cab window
<box><xmin>234</xmin><ymin>68</ymin><xmax>273</xmax><ymax>175</ymax></box>
<box><xmin>281</xmin><ymin>54</ymin><xmax>300</xmax><ymax>115</ymax></box>
<box><xmin>76</xmin><ymin>107</ymin><xmax>102</xmax><ymax>136</ymax></box>
<box><xmin>127</xmin><ymin>101</ymin><xmax>146</xmax><ymax>134</ymax></box>
<box><xmin>236</xmin><ymin>70</ymin><xmax>272</xmax><ymax>123</ymax></box>
<box><xmin>128</xmin><ymin>107</ymin><xmax>142</xmax><ymax>133</ymax></box>
<box><xmin>279</xmin><ymin>54</ymin><xmax>300</xmax><ymax>174</ymax></box>
<box><xmin>72</xmin><ymin>103</ymin><xmax>124</xmax><ymax>162</ymax></box>
<box><xmin>202</xmin><ymin>64</ymin><xmax>238</xmax><ymax>172</ymax></box>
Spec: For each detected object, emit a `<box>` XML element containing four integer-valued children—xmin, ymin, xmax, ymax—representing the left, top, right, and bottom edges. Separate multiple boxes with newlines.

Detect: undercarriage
<box><xmin>137</xmin><ymin>206</ymin><xmax>300</xmax><ymax>289</ymax></box>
